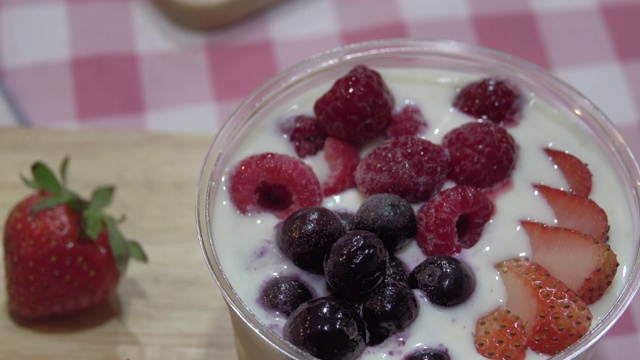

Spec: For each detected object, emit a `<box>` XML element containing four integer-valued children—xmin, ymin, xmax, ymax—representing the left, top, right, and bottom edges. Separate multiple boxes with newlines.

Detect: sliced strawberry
<box><xmin>544</xmin><ymin>148</ymin><xmax>592</xmax><ymax>197</ymax></box>
<box><xmin>475</xmin><ymin>307</ymin><xmax>527</xmax><ymax>360</ymax></box>
<box><xmin>496</xmin><ymin>259</ymin><xmax>592</xmax><ymax>355</ymax></box>
<box><xmin>322</xmin><ymin>137</ymin><xmax>360</xmax><ymax>197</ymax></box>
<box><xmin>521</xmin><ymin>221</ymin><xmax>619</xmax><ymax>304</ymax></box>
<box><xmin>533</xmin><ymin>184</ymin><xmax>609</xmax><ymax>241</ymax></box>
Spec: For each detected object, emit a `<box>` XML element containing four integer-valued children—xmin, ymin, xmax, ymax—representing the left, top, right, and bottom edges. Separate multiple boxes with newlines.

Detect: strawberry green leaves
<box><xmin>19</xmin><ymin>157</ymin><xmax>148</xmax><ymax>275</ymax></box>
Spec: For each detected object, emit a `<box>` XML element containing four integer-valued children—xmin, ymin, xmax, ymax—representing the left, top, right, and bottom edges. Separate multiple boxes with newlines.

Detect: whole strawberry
<box><xmin>3</xmin><ymin>158</ymin><xmax>147</xmax><ymax>319</ymax></box>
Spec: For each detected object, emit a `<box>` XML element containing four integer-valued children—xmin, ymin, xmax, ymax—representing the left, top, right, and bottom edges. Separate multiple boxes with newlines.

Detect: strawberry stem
<box><xmin>20</xmin><ymin>158</ymin><xmax>148</xmax><ymax>275</ymax></box>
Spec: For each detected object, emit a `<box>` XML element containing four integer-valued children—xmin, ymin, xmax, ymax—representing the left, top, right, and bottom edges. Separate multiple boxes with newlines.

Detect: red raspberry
<box><xmin>453</xmin><ymin>78</ymin><xmax>522</xmax><ymax>126</ymax></box>
<box><xmin>229</xmin><ymin>153</ymin><xmax>322</xmax><ymax>219</ymax></box>
<box><xmin>416</xmin><ymin>185</ymin><xmax>494</xmax><ymax>256</ymax></box>
<box><xmin>314</xmin><ymin>65</ymin><xmax>394</xmax><ymax>143</ymax></box>
<box><xmin>322</xmin><ymin>137</ymin><xmax>360</xmax><ymax>197</ymax></box>
<box><xmin>355</xmin><ymin>136</ymin><xmax>449</xmax><ymax>203</ymax></box>
<box><xmin>443</xmin><ymin>121</ymin><xmax>518</xmax><ymax>189</ymax></box>
<box><xmin>280</xmin><ymin>115</ymin><xmax>327</xmax><ymax>158</ymax></box>
<box><xmin>385</xmin><ymin>104</ymin><xmax>428</xmax><ymax>138</ymax></box>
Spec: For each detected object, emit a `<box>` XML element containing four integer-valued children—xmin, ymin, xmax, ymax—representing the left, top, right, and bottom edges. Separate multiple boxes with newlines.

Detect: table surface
<box><xmin>1</xmin><ymin>0</ymin><xmax>640</xmax><ymax>359</ymax></box>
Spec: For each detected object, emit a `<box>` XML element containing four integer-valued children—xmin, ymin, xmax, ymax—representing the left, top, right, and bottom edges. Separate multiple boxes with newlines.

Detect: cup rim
<box><xmin>196</xmin><ymin>38</ymin><xmax>640</xmax><ymax>359</ymax></box>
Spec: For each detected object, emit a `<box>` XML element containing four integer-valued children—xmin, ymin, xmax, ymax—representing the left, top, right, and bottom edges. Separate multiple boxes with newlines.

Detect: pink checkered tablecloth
<box><xmin>1</xmin><ymin>0</ymin><xmax>640</xmax><ymax>358</ymax></box>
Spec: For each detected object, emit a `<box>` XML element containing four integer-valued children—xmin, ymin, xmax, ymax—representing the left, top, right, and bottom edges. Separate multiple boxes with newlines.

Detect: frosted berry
<box><xmin>386</xmin><ymin>256</ymin><xmax>409</xmax><ymax>284</ymax></box>
<box><xmin>355</xmin><ymin>193</ymin><xmax>416</xmax><ymax>250</ymax></box>
<box><xmin>416</xmin><ymin>185</ymin><xmax>493</xmax><ymax>256</ymax></box>
<box><xmin>261</xmin><ymin>277</ymin><xmax>314</xmax><ymax>316</ymax></box>
<box><xmin>277</xmin><ymin>207</ymin><xmax>346</xmax><ymax>274</ymax></box>
<box><xmin>322</xmin><ymin>137</ymin><xmax>360</xmax><ymax>197</ymax></box>
<box><xmin>230</xmin><ymin>152</ymin><xmax>322</xmax><ymax>219</ymax></box>
<box><xmin>324</xmin><ymin>230</ymin><xmax>389</xmax><ymax>300</ymax></box>
<box><xmin>361</xmin><ymin>280</ymin><xmax>419</xmax><ymax>345</ymax></box>
<box><xmin>443</xmin><ymin>121</ymin><xmax>518</xmax><ymax>189</ymax></box>
<box><xmin>453</xmin><ymin>78</ymin><xmax>522</xmax><ymax>126</ymax></box>
<box><xmin>280</xmin><ymin>115</ymin><xmax>327</xmax><ymax>158</ymax></box>
<box><xmin>284</xmin><ymin>297</ymin><xmax>366</xmax><ymax>360</ymax></box>
<box><xmin>405</xmin><ymin>348</ymin><xmax>450</xmax><ymax>360</ymax></box>
<box><xmin>355</xmin><ymin>136</ymin><xmax>449</xmax><ymax>203</ymax></box>
<box><xmin>407</xmin><ymin>256</ymin><xmax>475</xmax><ymax>307</ymax></box>
<box><xmin>314</xmin><ymin>65</ymin><xmax>394</xmax><ymax>143</ymax></box>
<box><xmin>386</xmin><ymin>104</ymin><xmax>428</xmax><ymax>138</ymax></box>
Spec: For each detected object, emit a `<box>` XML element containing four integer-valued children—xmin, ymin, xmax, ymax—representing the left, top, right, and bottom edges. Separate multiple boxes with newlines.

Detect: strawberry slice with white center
<box><xmin>544</xmin><ymin>148</ymin><xmax>592</xmax><ymax>197</ymax></box>
<box><xmin>475</xmin><ymin>307</ymin><xmax>528</xmax><ymax>360</ymax></box>
<box><xmin>533</xmin><ymin>184</ymin><xmax>609</xmax><ymax>241</ymax></box>
<box><xmin>496</xmin><ymin>258</ymin><xmax>592</xmax><ymax>355</ymax></box>
<box><xmin>521</xmin><ymin>220</ymin><xmax>619</xmax><ymax>304</ymax></box>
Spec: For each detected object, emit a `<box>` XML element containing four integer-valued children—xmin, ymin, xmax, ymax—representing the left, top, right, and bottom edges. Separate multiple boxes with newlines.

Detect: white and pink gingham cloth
<box><xmin>1</xmin><ymin>0</ymin><xmax>640</xmax><ymax>357</ymax></box>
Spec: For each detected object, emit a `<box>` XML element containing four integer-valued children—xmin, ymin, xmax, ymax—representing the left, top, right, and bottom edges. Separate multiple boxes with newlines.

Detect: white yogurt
<box><xmin>211</xmin><ymin>68</ymin><xmax>636</xmax><ymax>360</ymax></box>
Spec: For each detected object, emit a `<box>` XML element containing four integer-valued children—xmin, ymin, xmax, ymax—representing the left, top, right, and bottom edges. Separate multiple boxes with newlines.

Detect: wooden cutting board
<box><xmin>153</xmin><ymin>0</ymin><xmax>282</xmax><ymax>29</ymax></box>
<box><xmin>0</xmin><ymin>127</ymin><xmax>237</xmax><ymax>359</ymax></box>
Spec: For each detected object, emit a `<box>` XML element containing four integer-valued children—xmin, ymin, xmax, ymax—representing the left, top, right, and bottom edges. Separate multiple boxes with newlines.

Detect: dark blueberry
<box><xmin>407</xmin><ymin>256</ymin><xmax>475</xmax><ymax>307</ymax></box>
<box><xmin>355</xmin><ymin>193</ymin><xmax>417</xmax><ymax>250</ymax></box>
<box><xmin>405</xmin><ymin>348</ymin><xmax>450</xmax><ymax>360</ymax></box>
<box><xmin>277</xmin><ymin>207</ymin><xmax>346</xmax><ymax>274</ymax></box>
<box><xmin>324</xmin><ymin>230</ymin><xmax>389</xmax><ymax>300</ymax></box>
<box><xmin>260</xmin><ymin>277</ymin><xmax>314</xmax><ymax>316</ymax></box>
<box><xmin>284</xmin><ymin>297</ymin><xmax>366</xmax><ymax>360</ymax></box>
<box><xmin>362</xmin><ymin>280</ymin><xmax>419</xmax><ymax>345</ymax></box>
<box><xmin>386</xmin><ymin>256</ymin><xmax>409</xmax><ymax>284</ymax></box>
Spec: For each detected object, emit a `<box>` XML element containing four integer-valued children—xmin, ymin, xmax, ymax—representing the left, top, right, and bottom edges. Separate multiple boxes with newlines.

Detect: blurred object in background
<box><xmin>153</xmin><ymin>0</ymin><xmax>282</xmax><ymax>29</ymax></box>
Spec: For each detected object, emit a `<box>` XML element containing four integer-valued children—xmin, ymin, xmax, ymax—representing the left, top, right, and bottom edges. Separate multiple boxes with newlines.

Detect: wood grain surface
<box><xmin>0</xmin><ymin>127</ymin><xmax>237</xmax><ymax>359</ymax></box>
<box><xmin>153</xmin><ymin>0</ymin><xmax>282</xmax><ymax>29</ymax></box>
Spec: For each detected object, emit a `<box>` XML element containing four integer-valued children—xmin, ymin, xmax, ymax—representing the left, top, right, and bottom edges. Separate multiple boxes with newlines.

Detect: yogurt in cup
<box><xmin>196</xmin><ymin>39</ymin><xmax>640</xmax><ymax>360</ymax></box>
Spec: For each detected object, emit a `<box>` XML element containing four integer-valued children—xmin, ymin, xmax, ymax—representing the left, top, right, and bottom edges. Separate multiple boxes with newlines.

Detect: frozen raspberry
<box><xmin>443</xmin><ymin>121</ymin><xmax>518</xmax><ymax>189</ymax></box>
<box><xmin>355</xmin><ymin>136</ymin><xmax>449</xmax><ymax>203</ymax></box>
<box><xmin>229</xmin><ymin>153</ymin><xmax>322</xmax><ymax>219</ymax></box>
<box><xmin>453</xmin><ymin>78</ymin><xmax>522</xmax><ymax>126</ymax></box>
<box><xmin>322</xmin><ymin>137</ymin><xmax>360</xmax><ymax>197</ymax></box>
<box><xmin>385</xmin><ymin>104</ymin><xmax>428</xmax><ymax>138</ymax></box>
<box><xmin>280</xmin><ymin>115</ymin><xmax>327</xmax><ymax>158</ymax></box>
<box><xmin>314</xmin><ymin>65</ymin><xmax>394</xmax><ymax>143</ymax></box>
<box><xmin>416</xmin><ymin>186</ymin><xmax>494</xmax><ymax>256</ymax></box>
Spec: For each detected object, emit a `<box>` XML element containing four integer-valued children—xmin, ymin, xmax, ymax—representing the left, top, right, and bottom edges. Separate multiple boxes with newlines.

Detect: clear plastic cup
<box><xmin>196</xmin><ymin>39</ymin><xmax>640</xmax><ymax>360</ymax></box>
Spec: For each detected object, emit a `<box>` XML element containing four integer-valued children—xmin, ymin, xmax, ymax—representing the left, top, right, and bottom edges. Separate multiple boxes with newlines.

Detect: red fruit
<box><xmin>385</xmin><ymin>104</ymin><xmax>428</xmax><ymax>138</ymax></box>
<box><xmin>280</xmin><ymin>115</ymin><xmax>327</xmax><ymax>158</ymax></box>
<box><xmin>314</xmin><ymin>65</ymin><xmax>394</xmax><ymax>143</ymax></box>
<box><xmin>416</xmin><ymin>185</ymin><xmax>494</xmax><ymax>256</ymax></box>
<box><xmin>453</xmin><ymin>78</ymin><xmax>522</xmax><ymax>126</ymax></box>
<box><xmin>443</xmin><ymin>121</ymin><xmax>518</xmax><ymax>189</ymax></box>
<box><xmin>354</xmin><ymin>136</ymin><xmax>449</xmax><ymax>203</ymax></box>
<box><xmin>322</xmin><ymin>137</ymin><xmax>360</xmax><ymax>197</ymax></box>
<box><xmin>3</xmin><ymin>159</ymin><xmax>147</xmax><ymax>319</ymax></box>
<box><xmin>544</xmin><ymin>148</ymin><xmax>592</xmax><ymax>197</ymax></box>
<box><xmin>475</xmin><ymin>307</ymin><xmax>528</xmax><ymax>360</ymax></box>
<box><xmin>521</xmin><ymin>220</ymin><xmax>619</xmax><ymax>304</ymax></box>
<box><xmin>229</xmin><ymin>152</ymin><xmax>322</xmax><ymax>219</ymax></box>
<box><xmin>533</xmin><ymin>184</ymin><xmax>609</xmax><ymax>241</ymax></box>
<box><xmin>496</xmin><ymin>259</ymin><xmax>592</xmax><ymax>355</ymax></box>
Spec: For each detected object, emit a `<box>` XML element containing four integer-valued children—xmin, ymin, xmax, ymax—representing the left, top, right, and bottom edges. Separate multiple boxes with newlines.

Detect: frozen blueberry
<box><xmin>386</xmin><ymin>256</ymin><xmax>409</xmax><ymax>284</ymax></box>
<box><xmin>277</xmin><ymin>207</ymin><xmax>346</xmax><ymax>274</ymax></box>
<box><xmin>355</xmin><ymin>193</ymin><xmax>417</xmax><ymax>250</ymax></box>
<box><xmin>407</xmin><ymin>256</ymin><xmax>475</xmax><ymax>307</ymax></box>
<box><xmin>405</xmin><ymin>348</ymin><xmax>450</xmax><ymax>360</ymax></box>
<box><xmin>362</xmin><ymin>280</ymin><xmax>419</xmax><ymax>345</ymax></box>
<box><xmin>284</xmin><ymin>297</ymin><xmax>366</xmax><ymax>360</ymax></box>
<box><xmin>260</xmin><ymin>277</ymin><xmax>314</xmax><ymax>316</ymax></box>
<box><xmin>335</xmin><ymin>210</ymin><xmax>357</xmax><ymax>231</ymax></box>
<box><xmin>324</xmin><ymin>230</ymin><xmax>389</xmax><ymax>300</ymax></box>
